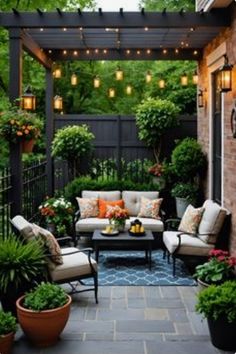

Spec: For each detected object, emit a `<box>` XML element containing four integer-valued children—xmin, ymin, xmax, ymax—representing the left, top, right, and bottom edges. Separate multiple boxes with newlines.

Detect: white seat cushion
<box><xmin>122</xmin><ymin>191</ymin><xmax>159</xmax><ymax>216</ymax></box>
<box><xmin>11</xmin><ymin>215</ymin><xmax>31</xmax><ymax>232</ymax></box>
<box><xmin>50</xmin><ymin>247</ymin><xmax>97</xmax><ymax>282</ymax></box>
<box><xmin>163</xmin><ymin>231</ymin><xmax>213</xmax><ymax>256</ymax></box>
<box><xmin>82</xmin><ymin>190</ymin><xmax>121</xmax><ymax>201</ymax></box>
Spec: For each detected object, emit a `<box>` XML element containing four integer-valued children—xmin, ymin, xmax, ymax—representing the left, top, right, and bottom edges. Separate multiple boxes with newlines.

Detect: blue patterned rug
<box><xmin>88</xmin><ymin>250</ymin><xmax>196</xmax><ymax>286</ymax></box>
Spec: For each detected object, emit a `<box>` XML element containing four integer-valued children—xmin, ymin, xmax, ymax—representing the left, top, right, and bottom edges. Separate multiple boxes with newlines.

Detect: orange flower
<box><xmin>24</xmin><ymin>129</ymin><xmax>30</xmax><ymax>135</ymax></box>
<box><xmin>16</xmin><ymin>131</ymin><xmax>23</xmax><ymax>136</ymax></box>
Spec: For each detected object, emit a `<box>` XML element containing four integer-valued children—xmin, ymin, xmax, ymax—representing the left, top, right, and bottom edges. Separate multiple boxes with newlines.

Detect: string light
<box><xmin>159</xmin><ymin>79</ymin><xmax>165</xmax><ymax>89</ymax></box>
<box><xmin>71</xmin><ymin>73</ymin><xmax>78</xmax><ymax>86</ymax></box>
<box><xmin>146</xmin><ymin>49</ymin><xmax>151</xmax><ymax>54</ymax></box>
<box><xmin>126</xmin><ymin>85</ymin><xmax>132</xmax><ymax>95</ymax></box>
<box><xmin>116</xmin><ymin>66</ymin><xmax>124</xmax><ymax>80</ymax></box>
<box><xmin>192</xmin><ymin>70</ymin><xmax>198</xmax><ymax>85</ymax></box>
<box><xmin>181</xmin><ymin>73</ymin><xmax>188</xmax><ymax>86</ymax></box>
<box><xmin>73</xmin><ymin>50</ymin><xmax>78</xmax><ymax>56</ymax></box>
<box><xmin>63</xmin><ymin>50</ymin><xmax>67</xmax><ymax>55</ymax></box>
<box><xmin>108</xmin><ymin>88</ymin><xmax>115</xmax><ymax>98</ymax></box>
<box><xmin>94</xmin><ymin>75</ymin><xmax>101</xmax><ymax>88</ymax></box>
<box><xmin>53</xmin><ymin>66</ymin><xmax>62</xmax><ymax>79</ymax></box>
<box><xmin>126</xmin><ymin>49</ymin><xmax>130</xmax><ymax>55</ymax></box>
<box><xmin>54</xmin><ymin>95</ymin><xmax>63</xmax><ymax>111</ymax></box>
<box><xmin>146</xmin><ymin>70</ymin><xmax>152</xmax><ymax>83</ymax></box>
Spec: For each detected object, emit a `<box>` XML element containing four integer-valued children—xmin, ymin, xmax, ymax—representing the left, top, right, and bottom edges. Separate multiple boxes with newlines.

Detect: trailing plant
<box><xmin>0</xmin><ymin>310</ymin><xmax>17</xmax><ymax>335</ymax></box>
<box><xmin>135</xmin><ymin>98</ymin><xmax>179</xmax><ymax>162</ymax></box>
<box><xmin>171</xmin><ymin>182</ymin><xmax>198</xmax><ymax>204</ymax></box>
<box><xmin>23</xmin><ymin>282</ymin><xmax>68</xmax><ymax>311</ymax></box>
<box><xmin>195</xmin><ymin>281</ymin><xmax>236</xmax><ymax>323</ymax></box>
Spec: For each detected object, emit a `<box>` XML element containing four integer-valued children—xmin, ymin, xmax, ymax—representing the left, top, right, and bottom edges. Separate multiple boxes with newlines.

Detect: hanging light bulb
<box><xmin>71</xmin><ymin>73</ymin><xmax>78</xmax><ymax>86</ymax></box>
<box><xmin>108</xmin><ymin>88</ymin><xmax>116</xmax><ymax>98</ymax></box>
<box><xmin>115</xmin><ymin>66</ymin><xmax>123</xmax><ymax>80</ymax></box>
<box><xmin>126</xmin><ymin>85</ymin><xmax>132</xmax><ymax>95</ymax></box>
<box><xmin>181</xmin><ymin>73</ymin><xmax>188</xmax><ymax>86</ymax></box>
<box><xmin>192</xmin><ymin>70</ymin><xmax>198</xmax><ymax>85</ymax></box>
<box><xmin>146</xmin><ymin>70</ymin><xmax>152</xmax><ymax>83</ymax></box>
<box><xmin>94</xmin><ymin>76</ymin><xmax>101</xmax><ymax>88</ymax></box>
<box><xmin>54</xmin><ymin>95</ymin><xmax>63</xmax><ymax>111</ymax></box>
<box><xmin>159</xmin><ymin>79</ymin><xmax>165</xmax><ymax>89</ymax></box>
<box><xmin>21</xmin><ymin>86</ymin><xmax>36</xmax><ymax>111</ymax></box>
<box><xmin>53</xmin><ymin>65</ymin><xmax>62</xmax><ymax>79</ymax></box>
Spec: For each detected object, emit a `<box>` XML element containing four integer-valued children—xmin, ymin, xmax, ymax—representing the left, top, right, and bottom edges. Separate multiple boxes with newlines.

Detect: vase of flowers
<box><xmin>39</xmin><ymin>197</ymin><xmax>74</xmax><ymax>237</ymax></box>
<box><xmin>105</xmin><ymin>205</ymin><xmax>129</xmax><ymax>232</ymax></box>
<box><xmin>148</xmin><ymin>163</ymin><xmax>165</xmax><ymax>188</ymax></box>
<box><xmin>194</xmin><ymin>249</ymin><xmax>236</xmax><ymax>289</ymax></box>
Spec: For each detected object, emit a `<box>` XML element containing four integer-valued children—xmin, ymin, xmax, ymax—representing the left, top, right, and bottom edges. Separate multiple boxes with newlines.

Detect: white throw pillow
<box><xmin>178</xmin><ymin>205</ymin><xmax>204</xmax><ymax>234</ymax></box>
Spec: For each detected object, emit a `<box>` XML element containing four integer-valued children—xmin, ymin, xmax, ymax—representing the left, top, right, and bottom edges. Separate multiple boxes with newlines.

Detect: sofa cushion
<box><xmin>122</xmin><ymin>191</ymin><xmax>159</xmax><ymax>216</ymax></box>
<box><xmin>178</xmin><ymin>205</ymin><xmax>204</xmax><ymax>234</ymax></box>
<box><xmin>50</xmin><ymin>247</ymin><xmax>97</xmax><ymax>281</ymax></box>
<box><xmin>82</xmin><ymin>190</ymin><xmax>121</xmax><ymax>200</ymax></box>
<box><xmin>98</xmin><ymin>199</ymin><xmax>124</xmax><ymax>218</ymax></box>
<box><xmin>163</xmin><ymin>231</ymin><xmax>213</xmax><ymax>255</ymax></box>
<box><xmin>76</xmin><ymin>197</ymin><xmax>99</xmax><ymax>218</ymax></box>
<box><xmin>138</xmin><ymin>197</ymin><xmax>163</xmax><ymax>219</ymax></box>
<box><xmin>198</xmin><ymin>200</ymin><xmax>227</xmax><ymax>244</ymax></box>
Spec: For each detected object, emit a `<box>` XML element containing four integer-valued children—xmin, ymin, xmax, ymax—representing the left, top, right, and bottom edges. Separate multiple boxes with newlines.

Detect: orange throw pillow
<box><xmin>98</xmin><ymin>199</ymin><xmax>124</xmax><ymax>218</ymax></box>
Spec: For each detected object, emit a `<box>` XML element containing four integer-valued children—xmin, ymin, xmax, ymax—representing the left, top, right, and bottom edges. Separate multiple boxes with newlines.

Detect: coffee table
<box><xmin>92</xmin><ymin>229</ymin><xmax>154</xmax><ymax>270</ymax></box>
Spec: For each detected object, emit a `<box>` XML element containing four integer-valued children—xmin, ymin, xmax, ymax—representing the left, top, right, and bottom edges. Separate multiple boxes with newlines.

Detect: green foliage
<box><xmin>51</xmin><ymin>125</ymin><xmax>94</xmax><ymax>161</ymax></box>
<box><xmin>0</xmin><ymin>235</ymin><xmax>46</xmax><ymax>294</ymax></box>
<box><xmin>196</xmin><ymin>281</ymin><xmax>236</xmax><ymax>323</ymax></box>
<box><xmin>139</xmin><ymin>0</ymin><xmax>195</xmax><ymax>11</ymax></box>
<box><xmin>171</xmin><ymin>182</ymin><xmax>198</xmax><ymax>203</ymax></box>
<box><xmin>0</xmin><ymin>310</ymin><xmax>17</xmax><ymax>335</ymax></box>
<box><xmin>135</xmin><ymin>98</ymin><xmax>179</xmax><ymax>161</ymax></box>
<box><xmin>23</xmin><ymin>282</ymin><xmax>68</xmax><ymax>311</ymax></box>
<box><xmin>171</xmin><ymin>138</ymin><xmax>207</xmax><ymax>181</ymax></box>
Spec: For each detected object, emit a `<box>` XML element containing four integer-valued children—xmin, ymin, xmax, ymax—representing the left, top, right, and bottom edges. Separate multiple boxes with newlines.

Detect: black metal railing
<box><xmin>0</xmin><ymin>168</ymin><xmax>12</xmax><ymax>238</ymax></box>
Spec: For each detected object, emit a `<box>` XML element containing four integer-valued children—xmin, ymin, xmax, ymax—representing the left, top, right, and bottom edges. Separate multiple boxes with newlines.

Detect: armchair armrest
<box><xmin>165</xmin><ymin>218</ymin><xmax>181</xmax><ymax>231</ymax></box>
<box><xmin>74</xmin><ymin>209</ymin><xmax>81</xmax><ymax>224</ymax></box>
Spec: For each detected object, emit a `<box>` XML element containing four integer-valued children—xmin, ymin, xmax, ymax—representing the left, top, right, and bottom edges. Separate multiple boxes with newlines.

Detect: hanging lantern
<box><xmin>21</xmin><ymin>86</ymin><xmax>36</xmax><ymax>111</ymax></box>
<box><xmin>53</xmin><ymin>66</ymin><xmax>62</xmax><ymax>79</ymax></box>
<box><xmin>159</xmin><ymin>79</ymin><xmax>165</xmax><ymax>89</ymax></box>
<box><xmin>108</xmin><ymin>88</ymin><xmax>115</xmax><ymax>98</ymax></box>
<box><xmin>181</xmin><ymin>73</ymin><xmax>188</xmax><ymax>86</ymax></box>
<box><xmin>126</xmin><ymin>85</ymin><xmax>132</xmax><ymax>95</ymax></box>
<box><xmin>94</xmin><ymin>76</ymin><xmax>101</xmax><ymax>88</ymax></box>
<box><xmin>115</xmin><ymin>66</ymin><xmax>123</xmax><ymax>80</ymax></box>
<box><xmin>198</xmin><ymin>89</ymin><xmax>204</xmax><ymax>108</ymax></box>
<box><xmin>54</xmin><ymin>95</ymin><xmax>63</xmax><ymax>110</ymax></box>
<box><xmin>146</xmin><ymin>70</ymin><xmax>152</xmax><ymax>83</ymax></box>
<box><xmin>71</xmin><ymin>73</ymin><xmax>78</xmax><ymax>86</ymax></box>
<box><xmin>192</xmin><ymin>70</ymin><xmax>198</xmax><ymax>85</ymax></box>
<box><xmin>219</xmin><ymin>54</ymin><xmax>233</xmax><ymax>92</ymax></box>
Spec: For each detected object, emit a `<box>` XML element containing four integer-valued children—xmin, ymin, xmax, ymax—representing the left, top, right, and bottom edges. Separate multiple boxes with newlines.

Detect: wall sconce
<box><xmin>159</xmin><ymin>79</ymin><xmax>165</xmax><ymax>89</ymax></box>
<box><xmin>94</xmin><ymin>75</ymin><xmax>101</xmax><ymax>88</ymax></box>
<box><xmin>54</xmin><ymin>95</ymin><xmax>63</xmax><ymax>110</ymax></box>
<box><xmin>146</xmin><ymin>70</ymin><xmax>152</xmax><ymax>83</ymax></box>
<box><xmin>198</xmin><ymin>89</ymin><xmax>204</xmax><ymax>108</ymax></box>
<box><xmin>192</xmin><ymin>70</ymin><xmax>198</xmax><ymax>85</ymax></box>
<box><xmin>115</xmin><ymin>66</ymin><xmax>123</xmax><ymax>80</ymax></box>
<box><xmin>53</xmin><ymin>65</ymin><xmax>62</xmax><ymax>79</ymax></box>
<box><xmin>108</xmin><ymin>88</ymin><xmax>115</xmax><ymax>98</ymax></box>
<box><xmin>219</xmin><ymin>54</ymin><xmax>233</xmax><ymax>92</ymax></box>
<box><xmin>71</xmin><ymin>73</ymin><xmax>78</xmax><ymax>86</ymax></box>
<box><xmin>21</xmin><ymin>86</ymin><xmax>36</xmax><ymax>111</ymax></box>
<box><xmin>181</xmin><ymin>73</ymin><xmax>188</xmax><ymax>86</ymax></box>
<box><xmin>126</xmin><ymin>85</ymin><xmax>132</xmax><ymax>95</ymax></box>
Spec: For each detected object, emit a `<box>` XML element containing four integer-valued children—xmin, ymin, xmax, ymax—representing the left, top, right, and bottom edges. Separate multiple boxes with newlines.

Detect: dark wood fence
<box><xmin>54</xmin><ymin>114</ymin><xmax>197</xmax><ymax>189</ymax></box>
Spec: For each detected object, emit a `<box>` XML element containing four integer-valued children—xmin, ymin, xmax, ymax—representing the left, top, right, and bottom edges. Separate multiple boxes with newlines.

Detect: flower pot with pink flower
<box><xmin>105</xmin><ymin>205</ymin><xmax>129</xmax><ymax>232</ymax></box>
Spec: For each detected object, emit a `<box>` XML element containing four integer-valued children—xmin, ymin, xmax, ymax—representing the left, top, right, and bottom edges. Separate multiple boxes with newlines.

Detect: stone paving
<box><xmin>13</xmin><ymin>285</ymin><xmax>234</xmax><ymax>354</ymax></box>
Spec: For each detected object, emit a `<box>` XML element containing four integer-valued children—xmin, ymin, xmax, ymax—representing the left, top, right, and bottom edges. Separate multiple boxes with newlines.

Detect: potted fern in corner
<box><xmin>0</xmin><ymin>311</ymin><xmax>17</xmax><ymax>354</ymax></box>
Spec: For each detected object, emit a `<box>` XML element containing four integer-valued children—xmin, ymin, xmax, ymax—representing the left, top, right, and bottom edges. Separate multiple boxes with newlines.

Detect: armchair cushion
<box><xmin>178</xmin><ymin>205</ymin><xmax>204</xmax><ymax>234</ymax></box>
<box><xmin>138</xmin><ymin>197</ymin><xmax>163</xmax><ymax>219</ymax></box>
<box><xmin>76</xmin><ymin>197</ymin><xmax>99</xmax><ymax>219</ymax></box>
<box><xmin>122</xmin><ymin>191</ymin><xmax>159</xmax><ymax>216</ymax></box>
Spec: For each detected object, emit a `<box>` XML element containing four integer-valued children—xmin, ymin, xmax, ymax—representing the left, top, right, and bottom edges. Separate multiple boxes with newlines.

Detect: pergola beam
<box><xmin>0</xmin><ymin>9</ymin><xmax>230</xmax><ymax>28</ymax></box>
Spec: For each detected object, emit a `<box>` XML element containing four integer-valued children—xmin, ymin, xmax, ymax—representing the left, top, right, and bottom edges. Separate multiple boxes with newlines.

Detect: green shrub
<box><xmin>0</xmin><ymin>310</ymin><xmax>17</xmax><ymax>335</ymax></box>
<box><xmin>23</xmin><ymin>282</ymin><xmax>68</xmax><ymax>311</ymax></box>
<box><xmin>171</xmin><ymin>182</ymin><xmax>198</xmax><ymax>203</ymax></box>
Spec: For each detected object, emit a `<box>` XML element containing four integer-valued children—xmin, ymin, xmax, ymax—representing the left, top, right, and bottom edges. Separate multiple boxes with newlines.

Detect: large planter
<box><xmin>16</xmin><ymin>294</ymin><xmax>71</xmax><ymax>347</ymax></box>
<box><xmin>0</xmin><ymin>332</ymin><xmax>14</xmax><ymax>354</ymax></box>
<box><xmin>197</xmin><ymin>278</ymin><xmax>210</xmax><ymax>292</ymax></box>
<box><xmin>175</xmin><ymin>197</ymin><xmax>189</xmax><ymax>218</ymax></box>
<box><xmin>207</xmin><ymin>316</ymin><xmax>236</xmax><ymax>351</ymax></box>
<box><xmin>21</xmin><ymin>139</ymin><xmax>35</xmax><ymax>153</ymax></box>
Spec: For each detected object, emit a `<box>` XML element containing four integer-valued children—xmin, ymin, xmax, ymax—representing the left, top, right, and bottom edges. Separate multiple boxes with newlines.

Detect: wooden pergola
<box><xmin>0</xmin><ymin>8</ymin><xmax>231</xmax><ymax>214</ymax></box>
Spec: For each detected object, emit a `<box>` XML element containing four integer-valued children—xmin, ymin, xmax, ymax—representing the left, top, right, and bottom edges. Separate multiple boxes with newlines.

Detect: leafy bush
<box><xmin>0</xmin><ymin>310</ymin><xmax>17</xmax><ymax>335</ymax></box>
<box><xmin>23</xmin><ymin>282</ymin><xmax>68</xmax><ymax>311</ymax></box>
<box><xmin>171</xmin><ymin>182</ymin><xmax>198</xmax><ymax>203</ymax></box>
<box><xmin>52</xmin><ymin>125</ymin><xmax>94</xmax><ymax>161</ymax></box>
<box><xmin>196</xmin><ymin>281</ymin><xmax>236</xmax><ymax>322</ymax></box>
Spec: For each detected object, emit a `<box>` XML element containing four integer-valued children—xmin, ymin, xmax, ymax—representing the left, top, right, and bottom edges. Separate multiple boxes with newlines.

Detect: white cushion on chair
<box><xmin>11</xmin><ymin>215</ymin><xmax>31</xmax><ymax>232</ymax></box>
<box><xmin>82</xmin><ymin>190</ymin><xmax>121</xmax><ymax>200</ymax></box>
<box><xmin>50</xmin><ymin>247</ymin><xmax>97</xmax><ymax>282</ymax></box>
<box><xmin>76</xmin><ymin>218</ymin><xmax>110</xmax><ymax>232</ymax></box>
<box><xmin>163</xmin><ymin>231</ymin><xmax>213</xmax><ymax>256</ymax></box>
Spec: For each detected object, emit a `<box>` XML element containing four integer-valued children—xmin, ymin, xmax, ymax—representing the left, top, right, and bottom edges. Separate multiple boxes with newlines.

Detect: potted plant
<box><xmin>194</xmin><ymin>249</ymin><xmax>236</xmax><ymax>289</ymax></box>
<box><xmin>39</xmin><ymin>196</ymin><xmax>74</xmax><ymax>236</ymax></box>
<box><xmin>0</xmin><ymin>235</ymin><xmax>47</xmax><ymax>316</ymax></box>
<box><xmin>0</xmin><ymin>310</ymin><xmax>17</xmax><ymax>354</ymax></box>
<box><xmin>171</xmin><ymin>182</ymin><xmax>198</xmax><ymax>217</ymax></box>
<box><xmin>195</xmin><ymin>281</ymin><xmax>236</xmax><ymax>351</ymax></box>
<box><xmin>0</xmin><ymin>100</ymin><xmax>43</xmax><ymax>153</ymax></box>
<box><xmin>16</xmin><ymin>282</ymin><xmax>72</xmax><ymax>347</ymax></box>
<box><xmin>105</xmin><ymin>205</ymin><xmax>129</xmax><ymax>232</ymax></box>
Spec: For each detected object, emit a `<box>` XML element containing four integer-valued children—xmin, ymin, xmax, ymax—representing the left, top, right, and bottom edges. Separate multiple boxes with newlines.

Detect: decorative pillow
<box><xmin>76</xmin><ymin>197</ymin><xmax>99</xmax><ymax>219</ymax></box>
<box><xmin>137</xmin><ymin>197</ymin><xmax>163</xmax><ymax>219</ymax></box>
<box><xmin>178</xmin><ymin>205</ymin><xmax>204</xmax><ymax>234</ymax></box>
<box><xmin>98</xmin><ymin>199</ymin><xmax>124</xmax><ymax>218</ymax></box>
<box><xmin>31</xmin><ymin>223</ymin><xmax>63</xmax><ymax>265</ymax></box>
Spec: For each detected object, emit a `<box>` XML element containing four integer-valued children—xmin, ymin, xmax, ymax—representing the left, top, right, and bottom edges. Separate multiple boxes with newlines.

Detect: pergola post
<box><xmin>46</xmin><ymin>68</ymin><xmax>55</xmax><ymax>196</ymax></box>
<box><xmin>9</xmin><ymin>28</ymin><xmax>23</xmax><ymax>216</ymax></box>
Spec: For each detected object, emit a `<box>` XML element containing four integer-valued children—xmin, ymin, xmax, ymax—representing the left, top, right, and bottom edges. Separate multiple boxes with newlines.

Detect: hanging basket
<box><xmin>21</xmin><ymin>139</ymin><xmax>35</xmax><ymax>153</ymax></box>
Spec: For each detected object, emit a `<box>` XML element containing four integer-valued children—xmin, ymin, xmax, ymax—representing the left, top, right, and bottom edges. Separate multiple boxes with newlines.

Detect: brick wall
<box><xmin>198</xmin><ymin>4</ymin><xmax>236</xmax><ymax>256</ymax></box>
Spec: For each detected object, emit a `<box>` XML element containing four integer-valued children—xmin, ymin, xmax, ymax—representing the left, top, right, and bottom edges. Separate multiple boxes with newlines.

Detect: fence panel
<box><xmin>0</xmin><ymin>168</ymin><xmax>12</xmax><ymax>238</ymax></box>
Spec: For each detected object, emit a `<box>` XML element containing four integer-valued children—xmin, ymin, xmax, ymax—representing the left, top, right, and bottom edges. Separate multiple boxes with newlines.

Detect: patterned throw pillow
<box><xmin>98</xmin><ymin>199</ymin><xmax>125</xmax><ymax>218</ymax></box>
<box><xmin>178</xmin><ymin>205</ymin><xmax>205</xmax><ymax>234</ymax></box>
<box><xmin>76</xmin><ymin>197</ymin><xmax>99</xmax><ymax>218</ymax></box>
<box><xmin>138</xmin><ymin>197</ymin><xmax>163</xmax><ymax>219</ymax></box>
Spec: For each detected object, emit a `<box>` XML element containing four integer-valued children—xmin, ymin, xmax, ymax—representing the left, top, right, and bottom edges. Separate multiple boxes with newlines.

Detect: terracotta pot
<box><xmin>0</xmin><ymin>332</ymin><xmax>15</xmax><ymax>354</ymax></box>
<box><xmin>16</xmin><ymin>294</ymin><xmax>71</xmax><ymax>347</ymax></box>
<box><xmin>21</xmin><ymin>139</ymin><xmax>35</xmax><ymax>153</ymax></box>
